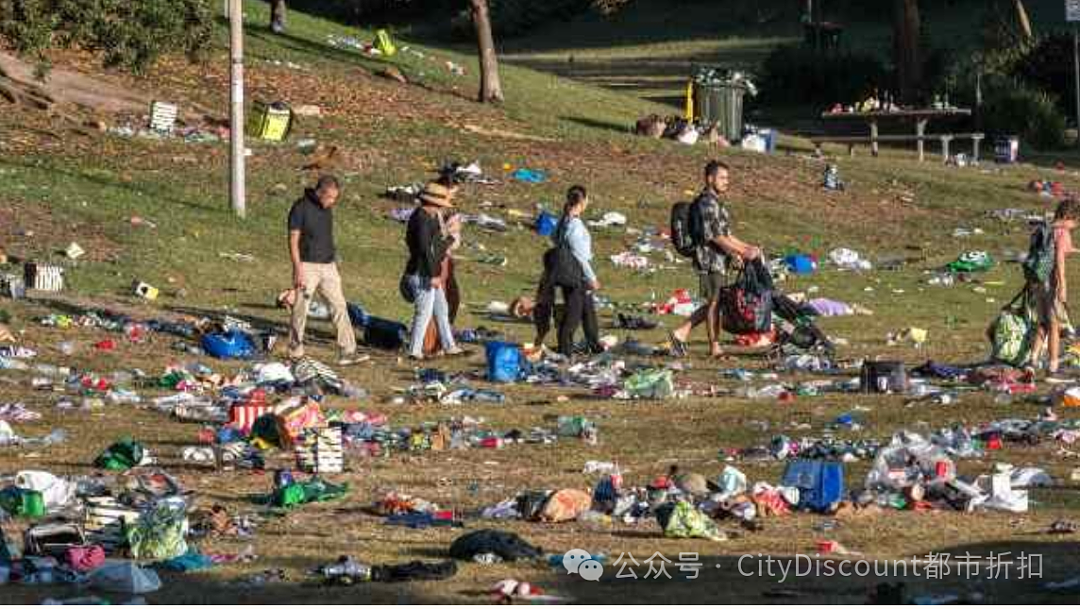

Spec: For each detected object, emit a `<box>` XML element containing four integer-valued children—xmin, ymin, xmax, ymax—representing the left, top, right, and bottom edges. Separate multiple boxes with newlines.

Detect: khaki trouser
<box><xmin>288</xmin><ymin>262</ymin><xmax>356</xmax><ymax>358</ymax></box>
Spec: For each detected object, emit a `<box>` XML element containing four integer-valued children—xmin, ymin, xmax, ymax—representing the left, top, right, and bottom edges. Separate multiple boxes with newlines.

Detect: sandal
<box><xmin>667</xmin><ymin>330</ymin><xmax>688</xmax><ymax>358</ymax></box>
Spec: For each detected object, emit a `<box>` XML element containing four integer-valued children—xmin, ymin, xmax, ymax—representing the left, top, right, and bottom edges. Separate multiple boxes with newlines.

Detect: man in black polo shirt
<box><xmin>287</xmin><ymin>175</ymin><xmax>360</xmax><ymax>364</ymax></box>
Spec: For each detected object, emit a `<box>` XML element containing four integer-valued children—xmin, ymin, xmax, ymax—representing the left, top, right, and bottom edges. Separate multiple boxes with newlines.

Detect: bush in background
<box><xmin>980</xmin><ymin>75</ymin><xmax>1066</xmax><ymax>150</ymax></box>
<box><xmin>0</xmin><ymin>0</ymin><xmax>213</xmax><ymax>74</ymax></box>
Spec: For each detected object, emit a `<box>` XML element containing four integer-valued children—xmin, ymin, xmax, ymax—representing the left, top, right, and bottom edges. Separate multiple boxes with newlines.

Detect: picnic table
<box><xmin>819</xmin><ymin>108</ymin><xmax>973</xmax><ymax>161</ymax></box>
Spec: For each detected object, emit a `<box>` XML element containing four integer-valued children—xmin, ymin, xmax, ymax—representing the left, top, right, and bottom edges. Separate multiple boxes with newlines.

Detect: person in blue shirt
<box><xmin>554</xmin><ymin>185</ymin><xmax>602</xmax><ymax>356</ymax></box>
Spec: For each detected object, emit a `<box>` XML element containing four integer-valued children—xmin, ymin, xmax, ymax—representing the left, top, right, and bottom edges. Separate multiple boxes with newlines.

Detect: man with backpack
<box><xmin>668</xmin><ymin>161</ymin><xmax>762</xmax><ymax>358</ymax></box>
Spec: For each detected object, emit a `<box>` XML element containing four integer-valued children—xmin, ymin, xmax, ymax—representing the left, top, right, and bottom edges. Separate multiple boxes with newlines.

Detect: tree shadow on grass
<box><xmin>562</xmin><ymin>116</ymin><xmax>633</xmax><ymax>135</ymax></box>
<box><xmin>0</xmin><ymin>157</ymin><xmax>218</xmax><ymax>215</ymax></box>
<box><xmin>531</xmin><ymin>539</ymin><xmax>1080</xmax><ymax>604</ymax></box>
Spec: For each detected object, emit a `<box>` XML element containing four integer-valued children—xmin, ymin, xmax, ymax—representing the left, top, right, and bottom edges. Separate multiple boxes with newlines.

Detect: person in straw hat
<box><xmin>402</xmin><ymin>178</ymin><xmax>465</xmax><ymax>360</ymax></box>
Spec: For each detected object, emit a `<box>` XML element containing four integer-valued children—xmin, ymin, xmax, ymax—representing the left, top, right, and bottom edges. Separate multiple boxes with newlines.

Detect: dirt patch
<box><xmin>0</xmin><ymin>199</ymin><xmax>122</xmax><ymax>263</ymax></box>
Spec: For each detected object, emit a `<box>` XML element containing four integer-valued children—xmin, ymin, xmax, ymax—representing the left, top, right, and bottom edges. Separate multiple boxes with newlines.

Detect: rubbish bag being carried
<box><xmin>720</xmin><ymin>259</ymin><xmax>774</xmax><ymax>334</ymax></box>
<box><xmin>988</xmin><ymin>289</ymin><xmax>1036</xmax><ymax>367</ymax></box>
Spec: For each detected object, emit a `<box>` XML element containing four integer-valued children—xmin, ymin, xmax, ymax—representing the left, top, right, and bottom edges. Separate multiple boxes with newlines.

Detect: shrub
<box><xmin>1010</xmin><ymin>33</ymin><xmax>1077</xmax><ymax>122</ymax></box>
<box><xmin>0</xmin><ymin>0</ymin><xmax>213</xmax><ymax>74</ymax></box>
<box><xmin>760</xmin><ymin>43</ymin><xmax>888</xmax><ymax>107</ymax></box>
<box><xmin>980</xmin><ymin>75</ymin><xmax>1066</xmax><ymax>150</ymax></box>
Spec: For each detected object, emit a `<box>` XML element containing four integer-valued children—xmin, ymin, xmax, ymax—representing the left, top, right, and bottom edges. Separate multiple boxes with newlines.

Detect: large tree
<box><xmin>270</xmin><ymin>0</ymin><xmax>286</xmax><ymax>33</ymax></box>
<box><xmin>893</xmin><ymin>0</ymin><xmax>922</xmax><ymax>103</ymax></box>
<box><xmin>469</xmin><ymin>0</ymin><xmax>503</xmax><ymax>103</ymax></box>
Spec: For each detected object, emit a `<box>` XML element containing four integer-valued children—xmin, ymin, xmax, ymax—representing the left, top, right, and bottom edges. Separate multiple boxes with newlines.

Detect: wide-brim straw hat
<box><xmin>419</xmin><ymin>182</ymin><xmax>456</xmax><ymax>208</ymax></box>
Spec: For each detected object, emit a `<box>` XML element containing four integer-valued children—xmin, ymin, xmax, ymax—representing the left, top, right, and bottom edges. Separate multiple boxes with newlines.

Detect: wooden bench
<box><xmin>810</xmin><ymin>132</ymin><xmax>984</xmax><ymax>162</ymax></box>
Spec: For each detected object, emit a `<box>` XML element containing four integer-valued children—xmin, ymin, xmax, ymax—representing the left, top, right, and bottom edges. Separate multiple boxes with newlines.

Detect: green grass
<box><xmin>1</xmin><ymin>0</ymin><xmax>1080</xmax><ymax>604</ymax></box>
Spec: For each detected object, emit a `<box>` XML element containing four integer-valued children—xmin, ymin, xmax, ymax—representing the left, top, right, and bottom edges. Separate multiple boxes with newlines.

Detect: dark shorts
<box><xmin>698</xmin><ymin>271</ymin><xmax>726</xmax><ymax>302</ymax></box>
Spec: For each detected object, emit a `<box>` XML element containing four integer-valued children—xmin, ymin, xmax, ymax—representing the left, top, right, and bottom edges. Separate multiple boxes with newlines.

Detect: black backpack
<box><xmin>671</xmin><ymin>198</ymin><xmax>707</xmax><ymax>258</ymax></box>
<box><xmin>1023</xmin><ymin>221</ymin><xmax>1056</xmax><ymax>286</ymax></box>
<box><xmin>542</xmin><ymin>219</ymin><xmax>584</xmax><ymax>288</ymax></box>
<box><xmin>670</xmin><ymin>202</ymin><xmax>696</xmax><ymax>258</ymax></box>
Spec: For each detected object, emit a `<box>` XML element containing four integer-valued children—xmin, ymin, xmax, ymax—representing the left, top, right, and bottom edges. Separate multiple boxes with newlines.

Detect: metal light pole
<box><xmin>229</xmin><ymin>0</ymin><xmax>246</xmax><ymax>218</ymax></box>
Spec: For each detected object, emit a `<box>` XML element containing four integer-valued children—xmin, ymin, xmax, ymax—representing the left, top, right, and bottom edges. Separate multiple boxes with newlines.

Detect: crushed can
<box><xmin>274</xmin><ymin>468</ymin><xmax>294</xmax><ymax>490</ymax></box>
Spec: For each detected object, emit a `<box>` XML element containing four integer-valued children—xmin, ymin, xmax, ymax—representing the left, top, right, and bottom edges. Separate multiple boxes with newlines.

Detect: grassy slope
<box><xmin>0</xmin><ymin>0</ymin><xmax>1079</xmax><ymax>604</ymax></box>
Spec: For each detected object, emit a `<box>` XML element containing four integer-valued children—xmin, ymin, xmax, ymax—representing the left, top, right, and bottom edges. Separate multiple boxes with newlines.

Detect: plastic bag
<box><xmin>717</xmin><ymin>466</ymin><xmax>747</xmax><ymax>500</ymax></box>
<box><xmin>94</xmin><ymin>438</ymin><xmax>148</xmax><ymax>471</ymax></box>
<box><xmin>622</xmin><ymin>369</ymin><xmax>674</xmax><ymax>400</ymax></box>
<box><xmin>15</xmin><ymin>470</ymin><xmax>75</xmax><ymax>510</ymax></box>
<box><xmin>201</xmin><ymin>330</ymin><xmax>255</xmax><ymax>360</ymax></box>
<box><xmin>486</xmin><ymin>342</ymin><xmax>526</xmax><ymax>383</ymax></box>
<box><xmin>126</xmin><ymin>498</ymin><xmax>189</xmax><ymax>562</ymax></box>
<box><xmin>658</xmin><ymin>501</ymin><xmax>724</xmax><ymax>541</ymax></box>
<box><xmin>89</xmin><ymin>561</ymin><xmax>162</xmax><ymax>594</ymax></box>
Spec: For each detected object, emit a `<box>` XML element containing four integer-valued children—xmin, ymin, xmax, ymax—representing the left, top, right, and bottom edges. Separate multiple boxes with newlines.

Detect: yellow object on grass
<box><xmin>376</xmin><ymin>29</ymin><xmax>397</xmax><ymax>57</ymax></box>
<box><xmin>685</xmin><ymin>80</ymin><xmax>694</xmax><ymax>121</ymax></box>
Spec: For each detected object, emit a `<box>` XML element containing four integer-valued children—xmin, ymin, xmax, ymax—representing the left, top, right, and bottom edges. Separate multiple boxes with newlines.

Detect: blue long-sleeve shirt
<box><xmin>554</xmin><ymin>216</ymin><xmax>596</xmax><ymax>283</ymax></box>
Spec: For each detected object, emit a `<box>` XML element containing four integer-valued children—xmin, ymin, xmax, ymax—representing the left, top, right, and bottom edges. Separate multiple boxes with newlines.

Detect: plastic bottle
<box><xmin>322</xmin><ymin>556</ymin><xmax>372</xmax><ymax>580</ymax></box>
<box><xmin>0</xmin><ymin>357</ymin><xmax>28</xmax><ymax>371</ymax></box>
<box><xmin>472</xmin><ymin>552</ymin><xmax>503</xmax><ymax>564</ymax></box>
<box><xmin>33</xmin><ymin>363</ymin><xmax>60</xmax><ymax>376</ymax></box>
<box><xmin>582</xmin><ymin>460</ymin><xmax>619</xmax><ymax>475</ymax></box>
<box><xmin>43</xmin><ymin>429</ymin><xmax>67</xmax><ymax>445</ymax></box>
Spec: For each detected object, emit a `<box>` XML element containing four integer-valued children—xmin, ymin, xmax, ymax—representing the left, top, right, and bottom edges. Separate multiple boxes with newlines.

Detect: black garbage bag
<box><xmin>448</xmin><ymin>529</ymin><xmax>542</xmax><ymax>563</ymax></box>
<box><xmin>372</xmin><ymin>560</ymin><xmax>458</xmax><ymax>583</ymax></box>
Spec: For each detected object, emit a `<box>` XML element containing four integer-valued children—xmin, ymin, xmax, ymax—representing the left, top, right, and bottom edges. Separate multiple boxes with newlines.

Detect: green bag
<box><xmin>273</xmin><ymin>478</ymin><xmax>349</xmax><ymax>509</ymax></box>
<box><xmin>623</xmin><ymin>369</ymin><xmax>675</xmax><ymax>400</ymax></box>
<box><xmin>946</xmin><ymin>251</ymin><xmax>994</xmax><ymax>274</ymax></box>
<box><xmin>1023</xmin><ymin>221</ymin><xmax>1057</xmax><ymax>286</ymax></box>
<box><xmin>95</xmin><ymin>438</ymin><xmax>146</xmax><ymax>471</ymax></box>
<box><xmin>659</xmin><ymin>501</ymin><xmax>724</xmax><ymax>541</ymax></box>
<box><xmin>126</xmin><ymin>499</ymin><xmax>189</xmax><ymax>562</ymax></box>
<box><xmin>989</xmin><ymin>289</ymin><xmax>1036</xmax><ymax>367</ymax></box>
<box><xmin>273</xmin><ymin>484</ymin><xmax>306</xmax><ymax>508</ymax></box>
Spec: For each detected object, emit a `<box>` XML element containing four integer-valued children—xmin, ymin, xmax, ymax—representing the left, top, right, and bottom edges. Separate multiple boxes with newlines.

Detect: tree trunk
<box><xmin>893</xmin><ymin>0</ymin><xmax>922</xmax><ymax>104</ymax></box>
<box><xmin>270</xmin><ymin>0</ymin><xmax>286</xmax><ymax>33</ymax></box>
<box><xmin>1014</xmin><ymin>0</ymin><xmax>1032</xmax><ymax>41</ymax></box>
<box><xmin>469</xmin><ymin>0</ymin><xmax>504</xmax><ymax>103</ymax></box>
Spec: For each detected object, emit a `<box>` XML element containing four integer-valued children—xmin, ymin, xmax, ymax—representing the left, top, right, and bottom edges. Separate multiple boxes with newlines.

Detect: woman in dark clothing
<box><xmin>403</xmin><ymin>181</ymin><xmax>463</xmax><ymax>360</ymax></box>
